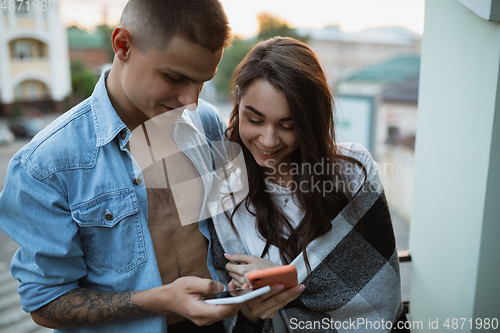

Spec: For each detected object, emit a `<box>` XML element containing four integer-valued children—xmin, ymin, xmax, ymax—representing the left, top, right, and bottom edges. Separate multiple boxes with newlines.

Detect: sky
<box><xmin>59</xmin><ymin>0</ymin><xmax>426</xmax><ymax>36</ymax></box>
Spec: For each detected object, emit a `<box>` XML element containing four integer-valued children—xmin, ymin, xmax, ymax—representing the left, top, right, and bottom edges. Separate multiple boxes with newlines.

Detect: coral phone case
<box><xmin>247</xmin><ymin>265</ymin><xmax>298</xmax><ymax>289</ymax></box>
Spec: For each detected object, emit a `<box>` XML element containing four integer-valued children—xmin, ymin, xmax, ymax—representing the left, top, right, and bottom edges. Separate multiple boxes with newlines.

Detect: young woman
<box><xmin>209</xmin><ymin>37</ymin><xmax>407</xmax><ymax>332</ymax></box>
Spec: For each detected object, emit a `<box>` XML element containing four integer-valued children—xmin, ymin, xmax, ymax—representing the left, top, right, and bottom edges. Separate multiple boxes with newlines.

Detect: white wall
<box><xmin>0</xmin><ymin>0</ymin><xmax>70</xmax><ymax>106</ymax></box>
<box><xmin>379</xmin><ymin>145</ymin><xmax>414</xmax><ymax>222</ymax></box>
<box><xmin>409</xmin><ymin>0</ymin><xmax>500</xmax><ymax>330</ymax></box>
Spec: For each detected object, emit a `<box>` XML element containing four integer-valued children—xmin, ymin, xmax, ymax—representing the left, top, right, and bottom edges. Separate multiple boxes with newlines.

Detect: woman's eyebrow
<box><xmin>244</xmin><ymin>105</ymin><xmax>293</xmax><ymax>121</ymax></box>
<box><xmin>244</xmin><ymin>105</ymin><xmax>264</xmax><ymax>117</ymax></box>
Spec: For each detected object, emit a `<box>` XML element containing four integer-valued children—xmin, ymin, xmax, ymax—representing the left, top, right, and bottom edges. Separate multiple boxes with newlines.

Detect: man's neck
<box><xmin>106</xmin><ymin>67</ymin><xmax>148</xmax><ymax>131</ymax></box>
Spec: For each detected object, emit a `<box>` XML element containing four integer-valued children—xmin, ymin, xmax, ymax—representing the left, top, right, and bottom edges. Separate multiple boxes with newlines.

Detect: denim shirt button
<box><xmin>120</xmin><ymin>131</ymin><xmax>126</xmax><ymax>140</ymax></box>
<box><xmin>104</xmin><ymin>212</ymin><xmax>113</xmax><ymax>221</ymax></box>
<box><xmin>133</xmin><ymin>178</ymin><xmax>141</xmax><ymax>186</ymax></box>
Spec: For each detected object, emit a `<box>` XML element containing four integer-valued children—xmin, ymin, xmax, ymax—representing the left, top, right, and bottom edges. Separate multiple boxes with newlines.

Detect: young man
<box><xmin>0</xmin><ymin>0</ymin><xmax>242</xmax><ymax>331</ymax></box>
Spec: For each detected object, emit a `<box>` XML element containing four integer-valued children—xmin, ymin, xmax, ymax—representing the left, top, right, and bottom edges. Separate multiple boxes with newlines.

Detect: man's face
<box><xmin>121</xmin><ymin>35</ymin><xmax>223</xmax><ymax>124</ymax></box>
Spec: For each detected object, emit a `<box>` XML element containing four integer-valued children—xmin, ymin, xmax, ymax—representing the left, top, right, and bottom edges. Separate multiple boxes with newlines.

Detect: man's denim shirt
<box><xmin>0</xmin><ymin>71</ymin><xmax>227</xmax><ymax>333</ymax></box>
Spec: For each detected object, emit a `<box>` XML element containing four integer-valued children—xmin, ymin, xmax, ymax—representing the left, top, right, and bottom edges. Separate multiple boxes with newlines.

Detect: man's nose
<box><xmin>178</xmin><ymin>83</ymin><xmax>202</xmax><ymax>111</ymax></box>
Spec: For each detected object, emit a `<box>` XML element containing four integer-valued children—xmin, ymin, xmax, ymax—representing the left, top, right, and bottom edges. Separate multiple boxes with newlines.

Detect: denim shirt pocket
<box><xmin>71</xmin><ymin>188</ymin><xmax>147</xmax><ymax>273</ymax></box>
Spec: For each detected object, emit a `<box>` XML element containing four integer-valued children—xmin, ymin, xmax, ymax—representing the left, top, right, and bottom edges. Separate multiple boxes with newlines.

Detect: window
<box><xmin>16</xmin><ymin>0</ymin><xmax>32</xmax><ymax>16</ymax></box>
<box><xmin>15</xmin><ymin>85</ymin><xmax>24</xmax><ymax>100</ymax></box>
<box><xmin>14</xmin><ymin>81</ymin><xmax>50</xmax><ymax>101</ymax></box>
<box><xmin>12</xmin><ymin>40</ymin><xmax>32</xmax><ymax>59</ymax></box>
<box><xmin>387</xmin><ymin>126</ymin><xmax>401</xmax><ymax>144</ymax></box>
<box><xmin>28</xmin><ymin>81</ymin><xmax>37</xmax><ymax>100</ymax></box>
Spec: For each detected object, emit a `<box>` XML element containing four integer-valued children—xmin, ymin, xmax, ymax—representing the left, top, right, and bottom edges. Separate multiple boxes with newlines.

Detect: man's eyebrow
<box><xmin>164</xmin><ymin>68</ymin><xmax>197</xmax><ymax>83</ymax></box>
<box><xmin>163</xmin><ymin>68</ymin><xmax>216</xmax><ymax>83</ymax></box>
<box><xmin>244</xmin><ymin>105</ymin><xmax>293</xmax><ymax>121</ymax></box>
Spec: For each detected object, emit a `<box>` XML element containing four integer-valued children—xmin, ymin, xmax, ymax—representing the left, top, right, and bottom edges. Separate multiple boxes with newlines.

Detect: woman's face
<box><xmin>238</xmin><ymin>79</ymin><xmax>299</xmax><ymax>175</ymax></box>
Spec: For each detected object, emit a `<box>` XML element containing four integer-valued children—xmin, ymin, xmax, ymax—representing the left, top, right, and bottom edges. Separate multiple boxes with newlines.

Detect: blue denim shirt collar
<box><xmin>91</xmin><ymin>70</ymin><xmax>128</xmax><ymax>148</ymax></box>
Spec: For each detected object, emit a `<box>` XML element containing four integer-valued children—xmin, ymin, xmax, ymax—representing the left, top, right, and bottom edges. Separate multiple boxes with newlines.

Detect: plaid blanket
<box><xmin>209</xmin><ymin>167</ymin><xmax>406</xmax><ymax>332</ymax></box>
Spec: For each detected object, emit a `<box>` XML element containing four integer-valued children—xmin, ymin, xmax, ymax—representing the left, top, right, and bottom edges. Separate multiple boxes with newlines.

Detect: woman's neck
<box><xmin>263</xmin><ymin>164</ymin><xmax>294</xmax><ymax>188</ymax></box>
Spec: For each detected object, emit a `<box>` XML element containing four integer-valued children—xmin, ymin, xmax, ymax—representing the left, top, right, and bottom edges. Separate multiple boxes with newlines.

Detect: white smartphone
<box><xmin>203</xmin><ymin>285</ymin><xmax>271</xmax><ymax>305</ymax></box>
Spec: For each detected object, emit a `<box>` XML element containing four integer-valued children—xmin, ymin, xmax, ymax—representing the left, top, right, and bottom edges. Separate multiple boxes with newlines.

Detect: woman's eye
<box><xmin>281</xmin><ymin>124</ymin><xmax>295</xmax><ymax>131</ymax></box>
<box><xmin>247</xmin><ymin>117</ymin><xmax>261</xmax><ymax>124</ymax></box>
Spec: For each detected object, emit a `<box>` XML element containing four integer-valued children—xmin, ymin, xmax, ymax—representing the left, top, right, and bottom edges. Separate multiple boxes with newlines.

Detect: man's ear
<box><xmin>112</xmin><ymin>26</ymin><xmax>134</xmax><ymax>61</ymax></box>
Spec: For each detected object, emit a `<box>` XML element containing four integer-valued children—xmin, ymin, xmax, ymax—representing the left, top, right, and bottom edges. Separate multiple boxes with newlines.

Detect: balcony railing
<box><xmin>10</xmin><ymin>57</ymin><xmax>51</xmax><ymax>78</ymax></box>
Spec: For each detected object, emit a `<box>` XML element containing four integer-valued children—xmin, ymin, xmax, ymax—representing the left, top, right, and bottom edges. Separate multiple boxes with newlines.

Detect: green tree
<box><xmin>212</xmin><ymin>13</ymin><xmax>309</xmax><ymax>96</ymax></box>
<box><xmin>96</xmin><ymin>24</ymin><xmax>116</xmax><ymax>63</ymax></box>
<box><xmin>9</xmin><ymin>102</ymin><xmax>24</xmax><ymax>121</ymax></box>
<box><xmin>212</xmin><ymin>36</ymin><xmax>256</xmax><ymax>96</ymax></box>
<box><xmin>70</xmin><ymin>60</ymin><xmax>98</xmax><ymax>103</ymax></box>
<box><xmin>257</xmin><ymin>13</ymin><xmax>309</xmax><ymax>42</ymax></box>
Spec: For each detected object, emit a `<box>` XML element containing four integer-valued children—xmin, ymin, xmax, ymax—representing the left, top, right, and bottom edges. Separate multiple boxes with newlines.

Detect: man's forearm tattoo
<box><xmin>35</xmin><ymin>288</ymin><xmax>156</xmax><ymax>328</ymax></box>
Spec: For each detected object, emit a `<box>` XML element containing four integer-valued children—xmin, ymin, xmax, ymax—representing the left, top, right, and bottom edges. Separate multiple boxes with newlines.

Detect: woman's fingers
<box><xmin>249</xmin><ymin>284</ymin><xmax>285</xmax><ymax>303</ymax></box>
<box><xmin>262</xmin><ymin>285</ymin><xmax>305</xmax><ymax>317</ymax></box>
<box><xmin>228</xmin><ymin>272</ymin><xmax>246</xmax><ymax>286</ymax></box>
<box><xmin>228</xmin><ymin>280</ymin><xmax>236</xmax><ymax>290</ymax></box>
<box><xmin>247</xmin><ymin>284</ymin><xmax>306</xmax><ymax>319</ymax></box>
<box><xmin>226</xmin><ymin>263</ymin><xmax>261</xmax><ymax>282</ymax></box>
<box><xmin>228</xmin><ymin>280</ymin><xmax>241</xmax><ymax>296</ymax></box>
<box><xmin>228</xmin><ymin>279</ymin><xmax>243</xmax><ymax>290</ymax></box>
<box><xmin>224</xmin><ymin>253</ymin><xmax>257</xmax><ymax>264</ymax></box>
<box><xmin>226</xmin><ymin>262</ymin><xmax>251</xmax><ymax>277</ymax></box>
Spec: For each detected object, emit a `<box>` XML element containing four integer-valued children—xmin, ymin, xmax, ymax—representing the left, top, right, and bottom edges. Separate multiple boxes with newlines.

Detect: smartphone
<box><xmin>203</xmin><ymin>285</ymin><xmax>271</xmax><ymax>305</ymax></box>
<box><xmin>248</xmin><ymin>265</ymin><xmax>298</xmax><ymax>290</ymax></box>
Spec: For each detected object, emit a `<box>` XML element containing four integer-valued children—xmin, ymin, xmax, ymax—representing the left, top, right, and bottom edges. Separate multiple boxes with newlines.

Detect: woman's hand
<box><xmin>238</xmin><ymin>282</ymin><xmax>306</xmax><ymax>323</ymax></box>
<box><xmin>225</xmin><ymin>254</ymin><xmax>305</xmax><ymax>322</ymax></box>
<box><xmin>224</xmin><ymin>253</ymin><xmax>277</xmax><ymax>288</ymax></box>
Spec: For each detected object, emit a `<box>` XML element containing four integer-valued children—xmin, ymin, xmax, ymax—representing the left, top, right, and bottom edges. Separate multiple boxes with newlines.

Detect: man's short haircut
<box><xmin>120</xmin><ymin>0</ymin><xmax>232</xmax><ymax>53</ymax></box>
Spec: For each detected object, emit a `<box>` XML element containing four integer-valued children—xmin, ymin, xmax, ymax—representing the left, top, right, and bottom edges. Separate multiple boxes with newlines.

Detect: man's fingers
<box><xmin>184</xmin><ymin>277</ymin><xmax>224</xmax><ymax>294</ymax></box>
<box><xmin>192</xmin><ymin>302</ymin><xmax>242</xmax><ymax>326</ymax></box>
<box><xmin>205</xmin><ymin>280</ymin><xmax>224</xmax><ymax>294</ymax></box>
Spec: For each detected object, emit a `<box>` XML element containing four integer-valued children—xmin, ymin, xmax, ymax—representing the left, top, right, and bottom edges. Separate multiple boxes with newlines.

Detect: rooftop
<box><xmin>67</xmin><ymin>26</ymin><xmax>107</xmax><ymax>49</ymax></box>
<box><xmin>342</xmin><ymin>55</ymin><xmax>421</xmax><ymax>83</ymax></box>
<box><xmin>297</xmin><ymin>25</ymin><xmax>421</xmax><ymax>46</ymax></box>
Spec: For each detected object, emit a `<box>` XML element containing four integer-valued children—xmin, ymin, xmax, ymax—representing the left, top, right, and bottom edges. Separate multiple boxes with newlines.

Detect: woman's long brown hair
<box><xmin>226</xmin><ymin>37</ymin><xmax>366</xmax><ymax>271</ymax></box>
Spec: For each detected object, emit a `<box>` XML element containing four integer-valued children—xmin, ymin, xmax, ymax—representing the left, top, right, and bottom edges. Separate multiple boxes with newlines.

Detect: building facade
<box><xmin>334</xmin><ymin>56</ymin><xmax>420</xmax><ymax>223</ymax></box>
<box><xmin>298</xmin><ymin>25</ymin><xmax>421</xmax><ymax>87</ymax></box>
<box><xmin>0</xmin><ymin>0</ymin><xmax>71</xmax><ymax>116</ymax></box>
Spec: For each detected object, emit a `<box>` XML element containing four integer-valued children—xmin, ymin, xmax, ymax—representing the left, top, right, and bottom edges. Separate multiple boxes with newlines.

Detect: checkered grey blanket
<box><xmin>210</xmin><ymin>169</ymin><xmax>405</xmax><ymax>332</ymax></box>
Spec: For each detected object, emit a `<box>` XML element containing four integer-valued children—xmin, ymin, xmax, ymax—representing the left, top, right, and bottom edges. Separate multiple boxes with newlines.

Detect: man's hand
<box><xmin>141</xmin><ymin>276</ymin><xmax>242</xmax><ymax>326</ymax></box>
<box><xmin>224</xmin><ymin>253</ymin><xmax>277</xmax><ymax>288</ymax></box>
<box><xmin>31</xmin><ymin>276</ymin><xmax>243</xmax><ymax>329</ymax></box>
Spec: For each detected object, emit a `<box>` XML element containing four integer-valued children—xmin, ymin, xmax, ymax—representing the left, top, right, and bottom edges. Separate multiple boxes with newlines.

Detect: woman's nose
<box><xmin>259</xmin><ymin>126</ymin><xmax>279</xmax><ymax>148</ymax></box>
